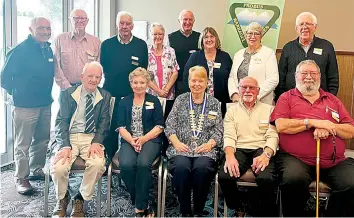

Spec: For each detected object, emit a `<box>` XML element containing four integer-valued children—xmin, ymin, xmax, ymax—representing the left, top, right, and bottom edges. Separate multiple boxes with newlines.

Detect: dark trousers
<box><xmin>169</xmin><ymin>155</ymin><xmax>216</xmax><ymax>215</ymax></box>
<box><xmin>218</xmin><ymin>148</ymin><xmax>278</xmax><ymax>216</ymax></box>
<box><xmin>118</xmin><ymin>141</ymin><xmax>161</xmax><ymax>210</ymax></box>
<box><xmin>162</xmin><ymin>100</ymin><xmax>174</xmax><ymax>156</ymax></box>
<box><xmin>104</xmin><ymin>100</ymin><xmax>120</xmax><ymax>160</ymax></box>
<box><xmin>277</xmin><ymin>151</ymin><xmax>354</xmax><ymax>217</ymax></box>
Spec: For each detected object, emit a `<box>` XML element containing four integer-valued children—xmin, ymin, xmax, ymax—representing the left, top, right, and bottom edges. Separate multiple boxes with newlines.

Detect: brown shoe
<box><xmin>15</xmin><ymin>178</ymin><xmax>33</xmax><ymax>195</ymax></box>
<box><xmin>52</xmin><ymin>191</ymin><xmax>70</xmax><ymax>217</ymax></box>
<box><xmin>70</xmin><ymin>199</ymin><xmax>84</xmax><ymax>217</ymax></box>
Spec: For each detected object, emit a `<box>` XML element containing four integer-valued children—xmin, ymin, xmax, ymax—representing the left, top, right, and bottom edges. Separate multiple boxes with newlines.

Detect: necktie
<box><xmin>85</xmin><ymin>94</ymin><xmax>95</xmax><ymax>133</ymax></box>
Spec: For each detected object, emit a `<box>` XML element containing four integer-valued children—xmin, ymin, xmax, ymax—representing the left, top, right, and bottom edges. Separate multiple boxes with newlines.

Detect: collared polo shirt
<box><xmin>270</xmin><ymin>88</ymin><xmax>354</xmax><ymax>168</ymax></box>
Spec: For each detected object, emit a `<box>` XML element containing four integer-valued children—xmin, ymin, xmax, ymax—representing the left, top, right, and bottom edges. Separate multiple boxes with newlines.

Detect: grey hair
<box><xmin>246</xmin><ymin>22</ymin><xmax>264</xmax><ymax>35</ymax></box>
<box><xmin>129</xmin><ymin>67</ymin><xmax>151</xmax><ymax>83</ymax></box>
<box><xmin>239</xmin><ymin>76</ymin><xmax>259</xmax><ymax>87</ymax></box>
<box><xmin>116</xmin><ymin>11</ymin><xmax>133</xmax><ymax>25</ymax></box>
<box><xmin>295</xmin><ymin>60</ymin><xmax>321</xmax><ymax>74</ymax></box>
<box><xmin>150</xmin><ymin>22</ymin><xmax>165</xmax><ymax>35</ymax></box>
<box><xmin>81</xmin><ymin>61</ymin><xmax>103</xmax><ymax>75</ymax></box>
<box><xmin>178</xmin><ymin>9</ymin><xmax>195</xmax><ymax>21</ymax></box>
<box><xmin>296</xmin><ymin>12</ymin><xmax>318</xmax><ymax>25</ymax></box>
<box><xmin>30</xmin><ymin>17</ymin><xmax>51</xmax><ymax>28</ymax></box>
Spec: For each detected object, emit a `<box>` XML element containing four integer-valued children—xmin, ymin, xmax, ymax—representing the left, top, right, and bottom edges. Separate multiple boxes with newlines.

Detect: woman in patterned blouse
<box><xmin>116</xmin><ymin>67</ymin><xmax>164</xmax><ymax>217</ymax></box>
<box><xmin>165</xmin><ymin>66</ymin><xmax>223</xmax><ymax>217</ymax></box>
<box><xmin>147</xmin><ymin>22</ymin><xmax>179</xmax><ymax>120</ymax></box>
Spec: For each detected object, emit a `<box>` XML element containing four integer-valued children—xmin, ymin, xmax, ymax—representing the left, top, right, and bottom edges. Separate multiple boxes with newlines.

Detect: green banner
<box><xmin>223</xmin><ymin>0</ymin><xmax>285</xmax><ymax>56</ymax></box>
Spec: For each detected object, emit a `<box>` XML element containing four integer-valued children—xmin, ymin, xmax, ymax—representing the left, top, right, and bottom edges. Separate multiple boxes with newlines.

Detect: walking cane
<box><xmin>316</xmin><ymin>139</ymin><xmax>320</xmax><ymax>218</ymax></box>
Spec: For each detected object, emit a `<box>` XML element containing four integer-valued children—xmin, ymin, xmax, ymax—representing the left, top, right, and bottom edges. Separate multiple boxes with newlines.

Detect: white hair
<box><xmin>296</xmin><ymin>12</ymin><xmax>318</xmax><ymax>25</ymax></box>
<box><xmin>81</xmin><ymin>61</ymin><xmax>103</xmax><ymax>75</ymax></box>
<box><xmin>150</xmin><ymin>22</ymin><xmax>165</xmax><ymax>35</ymax></box>
<box><xmin>178</xmin><ymin>9</ymin><xmax>195</xmax><ymax>21</ymax></box>
<box><xmin>116</xmin><ymin>11</ymin><xmax>133</xmax><ymax>25</ymax></box>
<box><xmin>246</xmin><ymin>22</ymin><xmax>264</xmax><ymax>35</ymax></box>
<box><xmin>30</xmin><ymin>17</ymin><xmax>50</xmax><ymax>28</ymax></box>
<box><xmin>295</xmin><ymin>60</ymin><xmax>320</xmax><ymax>74</ymax></box>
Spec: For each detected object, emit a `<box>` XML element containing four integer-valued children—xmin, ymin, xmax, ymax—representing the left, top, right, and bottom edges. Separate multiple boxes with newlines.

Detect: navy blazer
<box><xmin>117</xmin><ymin>93</ymin><xmax>164</xmax><ymax>143</ymax></box>
<box><xmin>183</xmin><ymin>49</ymin><xmax>232</xmax><ymax>116</ymax></box>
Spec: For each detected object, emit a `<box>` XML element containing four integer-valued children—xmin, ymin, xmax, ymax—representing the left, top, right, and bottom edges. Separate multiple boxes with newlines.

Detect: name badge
<box><xmin>145</xmin><ymin>101</ymin><xmax>154</xmax><ymax>106</ymax></box>
<box><xmin>254</xmin><ymin>57</ymin><xmax>262</xmax><ymax>64</ymax></box>
<box><xmin>132</xmin><ymin>61</ymin><xmax>139</xmax><ymax>66</ymax></box>
<box><xmin>313</xmin><ymin>48</ymin><xmax>323</xmax><ymax>55</ymax></box>
<box><xmin>88</xmin><ymin>56</ymin><xmax>95</xmax><ymax>60</ymax></box>
<box><xmin>331</xmin><ymin>111</ymin><xmax>340</xmax><ymax>122</ymax></box>
<box><xmin>48</xmin><ymin>58</ymin><xmax>53</xmax><ymax>62</ymax></box>
<box><xmin>209</xmin><ymin>111</ymin><xmax>217</xmax><ymax>116</ymax></box>
<box><xmin>132</xmin><ymin>56</ymin><xmax>139</xmax><ymax>61</ymax></box>
<box><xmin>213</xmin><ymin>62</ymin><xmax>221</xmax><ymax>69</ymax></box>
<box><xmin>146</xmin><ymin>105</ymin><xmax>154</xmax><ymax>110</ymax></box>
<box><xmin>259</xmin><ymin>120</ymin><xmax>269</xmax><ymax>124</ymax></box>
<box><xmin>189</xmin><ymin>50</ymin><xmax>196</xmax><ymax>54</ymax></box>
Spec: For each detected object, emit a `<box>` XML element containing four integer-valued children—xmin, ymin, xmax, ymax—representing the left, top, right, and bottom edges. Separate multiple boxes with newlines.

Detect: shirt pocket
<box><xmin>60</xmin><ymin>48</ymin><xmax>73</xmax><ymax>66</ymax></box>
<box><xmin>86</xmin><ymin>51</ymin><xmax>99</xmax><ymax>62</ymax></box>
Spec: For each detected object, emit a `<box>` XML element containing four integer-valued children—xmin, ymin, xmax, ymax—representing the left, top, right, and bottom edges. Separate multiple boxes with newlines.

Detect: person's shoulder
<box><xmin>102</xmin><ymin>35</ymin><xmax>117</xmax><ymax>45</ymax></box>
<box><xmin>208</xmin><ymin>95</ymin><xmax>221</xmax><ymax>106</ymax></box>
<box><xmin>132</xmin><ymin>36</ymin><xmax>147</xmax><ymax>45</ymax></box>
<box><xmin>282</xmin><ymin>38</ymin><xmax>298</xmax><ymax>49</ymax></box>
<box><xmin>260</xmin><ymin>45</ymin><xmax>275</xmax><ymax>54</ymax></box>
<box><xmin>98</xmin><ymin>87</ymin><xmax>111</xmax><ymax>98</ymax></box>
<box><xmin>258</xmin><ymin>101</ymin><xmax>275</xmax><ymax>111</ymax></box>
<box><xmin>145</xmin><ymin>93</ymin><xmax>159</xmax><ymax>101</ymax></box>
<box><xmin>168</xmin><ymin>30</ymin><xmax>180</xmax><ymax>38</ymax></box>
<box><xmin>313</xmin><ymin>36</ymin><xmax>334</xmax><ymax>48</ymax></box>
<box><xmin>56</xmin><ymin>32</ymin><xmax>71</xmax><ymax>40</ymax></box>
<box><xmin>85</xmin><ymin>33</ymin><xmax>101</xmax><ymax>42</ymax></box>
<box><xmin>192</xmin><ymin>31</ymin><xmax>201</xmax><ymax>37</ymax></box>
<box><xmin>233</xmin><ymin>47</ymin><xmax>246</xmax><ymax>58</ymax></box>
<box><xmin>175</xmin><ymin>92</ymin><xmax>189</xmax><ymax>102</ymax></box>
<box><xmin>165</xmin><ymin>45</ymin><xmax>176</xmax><ymax>54</ymax></box>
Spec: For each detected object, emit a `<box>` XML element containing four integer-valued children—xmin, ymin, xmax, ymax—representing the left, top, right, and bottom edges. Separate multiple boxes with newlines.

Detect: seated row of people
<box><xmin>51</xmin><ymin>60</ymin><xmax>354</xmax><ymax>217</ymax></box>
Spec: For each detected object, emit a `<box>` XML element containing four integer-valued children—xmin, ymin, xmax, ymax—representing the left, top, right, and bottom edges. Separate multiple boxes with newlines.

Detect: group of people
<box><xmin>1</xmin><ymin>6</ymin><xmax>353</xmax><ymax>218</ymax></box>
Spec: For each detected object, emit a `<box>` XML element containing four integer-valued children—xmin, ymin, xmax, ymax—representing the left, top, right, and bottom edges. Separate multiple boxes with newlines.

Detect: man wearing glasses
<box><xmin>275</xmin><ymin>12</ymin><xmax>339</xmax><ymax>101</ymax></box>
<box><xmin>219</xmin><ymin>76</ymin><xmax>279</xmax><ymax>217</ymax></box>
<box><xmin>271</xmin><ymin>60</ymin><xmax>354</xmax><ymax>216</ymax></box>
<box><xmin>54</xmin><ymin>9</ymin><xmax>101</xmax><ymax>90</ymax></box>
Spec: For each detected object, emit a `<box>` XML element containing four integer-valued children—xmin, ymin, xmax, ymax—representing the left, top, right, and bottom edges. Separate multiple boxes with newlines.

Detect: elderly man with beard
<box><xmin>270</xmin><ymin>60</ymin><xmax>354</xmax><ymax>217</ymax></box>
<box><xmin>218</xmin><ymin>77</ymin><xmax>279</xmax><ymax>217</ymax></box>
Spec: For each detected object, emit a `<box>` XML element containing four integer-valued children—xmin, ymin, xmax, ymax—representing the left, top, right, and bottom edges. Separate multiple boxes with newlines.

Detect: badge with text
<box><xmin>313</xmin><ymin>48</ymin><xmax>323</xmax><ymax>55</ymax></box>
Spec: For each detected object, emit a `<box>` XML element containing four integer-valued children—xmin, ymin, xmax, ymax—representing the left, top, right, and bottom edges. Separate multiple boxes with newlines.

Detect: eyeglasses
<box><xmin>239</xmin><ymin>85</ymin><xmax>259</xmax><ymax>91</ymax></box>
<box><xmin>299</xmin><ymin>71</ymin><xmax>319</xmax><ymax>77</ymax></box>
<box><xmin>71</xmin><ymin>17</ymin><xmax>88</xmax><ymax>22</ymax></box>
<box><xmin>297</xmin><ymin>22</ymin><xmax>316</xmax><ymax>27</ymax></box>
<box><xmin>246</xmin><ymin>31</ymin><xmax>261</xmax><ymax>37</ymax></box>
<box><xmin>152</xmin><ymin>33</ymin><xmax>164</xmax><ymax>37</ymax></box>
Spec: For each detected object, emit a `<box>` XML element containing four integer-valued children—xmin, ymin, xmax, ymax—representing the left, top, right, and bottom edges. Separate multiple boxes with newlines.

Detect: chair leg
<box><xmin>223</xmin><ymin>199</ymin><xmax>227</xmax><ymax>218</ymax></box>
<box><xmin>107</xmin><ymin>163</ymin><xmax>112</xmax><ymax>217</ymax></box>
<box><xmin>325</xmin><ymin>196</ymin><xmax>330</xmax><ymax>210</ymax></box>
<box><xmin>161</xmin><ymin>167</ymin><xmax>168</xmax><ymax>217</ymax></box>
<box><xmin>279</xmin><ymin>189</ymin><xmax>283</xmax><ymax>217</ymax></box>
<box><xmin>96</xmin><ymin>178</ymin><xmax>102</xmax><ymax>217</ymax></box>
<box><xmin>214</xmin><ymin>174</ymin><xmax>219</xmax><ymax>217</ymax></box>
<box><xmin>44</xmin><ymin>173</ymin><xmax>50</xmax><ymax>217</ymax></box>
<box><xmin>157</xmin><ymin>160</ymin><xmax>163</xmax><ymax>217</ymax></box>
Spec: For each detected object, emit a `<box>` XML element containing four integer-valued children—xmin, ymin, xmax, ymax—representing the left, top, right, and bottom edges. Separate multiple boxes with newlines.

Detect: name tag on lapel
<box><xmin>132</xmin><ymin>61</ymin><xmax>139</xmax><ymax>66</ymax></box>
<box><xmin>48</xmin><ymin>58</ymin><xmax>54</xmax><ymax>62</ymax></box>
<box><xmin>313</xmin><ymin>48</ymin><xmax>323</xmax><ymax>55</ymax></box>
<box><xmin>145</xmin><ymin>101</ymin><xmax>154</xmax><ymax>109</ymax></box>
<box><xmin>213</xmin><ymin>62</ymin><xmax>221</xmax><ymax>69</ymax></box>
<box><xmin>132</xmin><ymin>56</ymin><xmax>139</xmax><ymax>61</ymax></box>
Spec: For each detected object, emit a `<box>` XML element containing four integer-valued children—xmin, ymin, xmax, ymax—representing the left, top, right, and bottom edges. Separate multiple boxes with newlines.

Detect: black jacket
<box><xmin>275</xmin><ymin>36</ymin><xmax>339</xmax><ymax>100</ymax></box>
<box><xmin>183</xmin><ymin>49</ymin><xmax>233</xmax><ymax>116</ymax></box>
<box><xmin>55</xmin><ymin>85</ymin><xmax>112</xmax><ymax>149</ymax></box>
<box><xmin>117</xmin><ymin>93</ymin><xmax>164</xmax><ymax>143</ymax></box>
<box><xmin>0</xmin><ymin>35</ymin><xmax>54</xmax><ymax>108</ymax></box>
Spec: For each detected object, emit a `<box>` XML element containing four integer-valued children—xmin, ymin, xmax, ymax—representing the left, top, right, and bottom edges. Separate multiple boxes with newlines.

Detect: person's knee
<box><xmin>256</xmin><ymin>171</ymin><xmax>276</xmax><ymax>186</ymax></box>
<box><xmin>136</xmin><ymin>156</ymin><xmax>154</xmax><ymax>170</ymax></box>
<box><xmin>87</xmin><ymin>157</ymin><xmax>105</xmax><ymax>171</ymax></box>
<box><xmin>281</xmin><ymin>169</ymin><xmax>309</xmax><ymax>188</ymax></box>
<box><xmin>50</xmin><ymin>162</ymin><xmax>70</xmax><ymax>176</ymax></box>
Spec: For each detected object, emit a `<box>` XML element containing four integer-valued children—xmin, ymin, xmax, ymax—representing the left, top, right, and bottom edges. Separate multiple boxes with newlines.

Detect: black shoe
<box><xmin>15</xmin><ymin>178</ymin><xmax>33</xmax><ymax>195</ymax></box>
<box><xmin>28</xmin><ymin>168</ymin><xmax>45</xmax><ymax>180</ymax></box>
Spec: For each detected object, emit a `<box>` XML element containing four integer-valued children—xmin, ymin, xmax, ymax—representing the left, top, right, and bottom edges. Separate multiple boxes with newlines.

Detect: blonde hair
<box><xmin>246</xmin><ymin>22</ymin><xmax>264</xmax><ymax>36</ymax></box>
<box><xmin>188</xmin><ymin>66</ymin><xmax>208</xmax><ymax>81</ymax></box>
<box><xmin>129</xmin><ymin>67</ymin><xmax>151</xmax><ymax>83</ymax></box>
<box><xmin>198</xmin><ymin>27</ymin><xmax>221</xmax><ymax>50</ymax></box>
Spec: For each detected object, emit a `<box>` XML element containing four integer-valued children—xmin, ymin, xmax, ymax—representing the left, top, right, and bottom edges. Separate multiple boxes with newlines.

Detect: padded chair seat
<box><xmin>238</xmin><ymin>168</ymin><xmax>256</xmax><ymax>183</ymax></box>
<box><xmin>71</xmin><ymin>156</ymin><xmax>86</xmax><ymax>170</ymax></box>
<box><xmin>112</xmin><ymin>152</ymin><xmax>161</xmax><ymax>170</ymax></box>
<box><xmin>309</xmin><ymin>181</ymin><xmax>331</xmax><ymax>193</ymax></box>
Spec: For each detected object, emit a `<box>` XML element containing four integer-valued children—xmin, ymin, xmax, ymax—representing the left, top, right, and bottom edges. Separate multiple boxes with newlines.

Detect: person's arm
<box><xmin>164</xmin><ymin>48</ymin><xmax>180</xmax><ymax>92</ymax></box>
<box><xmin>164</xmin><ymin>70</ymin><xmax>178</xmax><ymax>92</ymax></box>
<box><xmin>264</xmin><ymin>124</ymin><xmax>279</xmax><ymax>155</ymax></box>
<box><xmin>92</xmin><ymin>91</ymin><xmax>111</xmax><ymax>145</ymax></box>
<box><xmin>334</xmin><ymin>124</ymin><xmax>354</xmax><ymax>139</ymax></box>
<box><xmin>275</xmin><ymin>118</ymin><xmax>337</xmax><ymax>136</ymax></box>
<box><xmin>1</xmin><ymin>49</ymin><xmax>19</xmax><ymax>94</ymax></box>
<box><xmin>53</xmin><ymin>37</ymin><xmax>72</xmax><ymax>90</ymax></box>
<box><xmin>275</xmin><ymin>48</ymin><xmax>288</xmax><ymax>101</ymax></box>
<box><xmin>144</xmin><ymin>96</ymin><xmax>164</xmax><ymax>141</ymax></box>
<box><xmin>119</xmin><ymin>128</ymin><xmax>135</xmax><ymax>145</ymax></box>
<box><xmin>223</xmin><ymin>107</ymin><xmax>237</xmax><ymax>151</ymax></box>
<box><xmin>325</xmin><ymin>42</ymin><xmax>339</xmax><ymax>95</ymax></box>
<box><xmin>209</xmin><ymin>102</ymin><xmax>224</xmax><ymax>148</ymax></box>
<box><xmin>258</xmin><ymin>50</ymin><xmax>279</xmax><ymax>100</ymax></box>
<box><xmin>228</xmin><ymin>52</ymin><xmax>240</xmax><ymax>102</ymax></box>
<box><xmin>142</xmin><ymin>42</ymin><xmax>149</xmax><ymax>69</ymax></box>
<box><xmin>55</xmin><ymin>90</ymin><xmax>72</xmax><ymax>149</ymax></box>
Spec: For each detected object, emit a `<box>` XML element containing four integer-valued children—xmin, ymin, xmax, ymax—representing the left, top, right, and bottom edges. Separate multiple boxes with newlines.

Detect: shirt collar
<box><xmin>292</xmin><ymin>88</ymin><xmax>328</xmax><ymax>99</ymax></box>
<box><xmin>180</xmin><ymin>29</ymin><xmax>192</xmax><ymax>37</ymax></box>
<box><xmin>81</xmin><ymin>86</ymin><xmax>97</xmax><ymax>99</ymax></box>
<box><xmin>238</xmin><ymin>99</ymin><xmax>258</xmax><ymax>112</ymax></box>
<box><xmin>28</xmin><ymin>34</ymin><xmax>51</xmax><ymax>48</ymax></box>
<box><xmin>70</xmin><ymin>32</ymin><xmax>88</xmax><ymax>41</ymax></box>
<box><xmin>117</xmin><ymin>34</ymin><xmax>133</xmax><ymax>44</ymax></box>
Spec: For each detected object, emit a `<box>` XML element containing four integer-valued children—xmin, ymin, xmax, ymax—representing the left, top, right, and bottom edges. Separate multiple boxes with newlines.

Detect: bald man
<box><xmin>168</xmin><ymin>9</ymin><xmax>200</xmax><ymax>96</ymax></box>
<box><xmin>54</xmin><ymin>9</ymin><xmax>101</xmax><ymax>90</ymax></box>
<box><xmin>1</xmin><ymin>17</ymin><xmax>54</xmax><ymax>194</ymax></box>
<box><xmin>51</xmin><ymin>61</ymin><xmax>111</xmax><ymax>217</ymax></box>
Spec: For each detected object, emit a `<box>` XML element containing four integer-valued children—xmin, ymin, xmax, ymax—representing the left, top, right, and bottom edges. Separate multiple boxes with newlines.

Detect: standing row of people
<box><xmin>0</xmin><ymin>6</ymin><xmax>349</xmax><ymax>217</ymax></box>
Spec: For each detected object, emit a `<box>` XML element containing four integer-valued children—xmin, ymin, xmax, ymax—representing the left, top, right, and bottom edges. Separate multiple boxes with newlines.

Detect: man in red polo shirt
<box><xmin>270</xmin><ymin>60</ymin><xmax>354</xmax><ymax>217</ymax></box>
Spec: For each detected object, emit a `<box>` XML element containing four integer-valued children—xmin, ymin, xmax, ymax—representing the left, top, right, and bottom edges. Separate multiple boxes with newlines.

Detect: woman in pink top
<box><xmin>147</xmin><ymin>23</ymin><xmax>179</xmax><ymax>120</ymax></box>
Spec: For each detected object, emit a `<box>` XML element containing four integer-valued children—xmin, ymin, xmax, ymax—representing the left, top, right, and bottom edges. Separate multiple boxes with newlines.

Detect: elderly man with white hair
<box><xmin>50</xmin><ymin>61</ymin><xmax>111</xmax><ymax>217</ymax></box>
<box><xmin>100</xmin><ymin>11</ymin><xmax>148</xmax><ymax>159</ymax></box>
<box><xmin>168</xmin><ymin>9</ymin><xmax>200</xmax><ymax>97</ymax></box>
<box><xmin>275</xmin><ymin>12</ymin><xmax>339</xmax><ymax>101</ymax></box>
<box><xmin>271</xmin><ymin>60</ymin><xmax>354</xmax><ymax>216</ymax></box>
<box><xmin>1</xmin><ymin>17</ymin><xmax>54</xmax><ymax>194</ymax></box>
<box><xmin>54</xmin><ymin>9</ymin><xmax>101</xmax><ymax>90</ymax></box>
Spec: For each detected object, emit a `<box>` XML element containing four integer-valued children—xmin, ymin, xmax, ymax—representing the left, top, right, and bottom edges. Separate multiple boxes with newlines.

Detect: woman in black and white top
<box><xmin>165</xmin><ymin>66</ymin><xmax>223</xmax><ymax>217</ymax></box>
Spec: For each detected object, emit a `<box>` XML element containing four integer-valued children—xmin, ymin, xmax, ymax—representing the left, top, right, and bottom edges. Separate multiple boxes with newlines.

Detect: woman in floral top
<box><xmin>165</xmin><ymin>66</ymin><xmax>223</xmax><ymax>217</ymax></box>
<box><xmin>147</xmin><ymin>23</ymin><xmax>179</xmax><ymax>120</ymax></box>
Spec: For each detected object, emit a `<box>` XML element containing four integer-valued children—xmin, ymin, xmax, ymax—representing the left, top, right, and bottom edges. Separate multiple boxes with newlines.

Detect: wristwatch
<box><xmin>304</xmin><ymin>119</ymin><xmax>309</xmax><ymax>130</ymax></box>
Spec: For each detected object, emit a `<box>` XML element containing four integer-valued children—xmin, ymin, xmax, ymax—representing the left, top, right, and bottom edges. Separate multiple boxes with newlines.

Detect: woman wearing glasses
<box><xmin>228</xmin><ymin>22</ymin><xmax>279</xmax><ymax>105</ymax></box>
<box><xmin>183</xmin><ymin>27</ymin><xmax>232</xmax><ymax>117</ymax></box>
